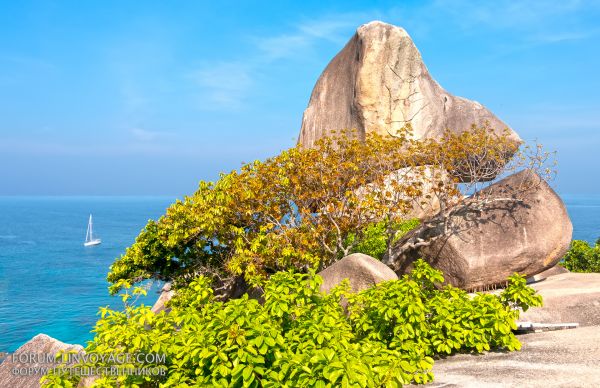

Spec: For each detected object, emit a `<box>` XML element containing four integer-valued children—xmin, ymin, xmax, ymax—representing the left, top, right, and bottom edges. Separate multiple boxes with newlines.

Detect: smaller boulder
<box><xmin>0</xmin><ymin>334</ymin><xmax>83</xmax><ymax>388</ymax></box>
<box><xmin>151</xmin><ymin>282</ymin><xmax>174</xmax><ymax>314</ymax></box>
<box><xmin>387</xmin><ymin>169</ymin><xmax>572</xmax><ymax>290</ymax></box>
<box><xmin>318</xmin><ymin>253</ymin><xmax>397</xmax><ymax>294</ymax></box>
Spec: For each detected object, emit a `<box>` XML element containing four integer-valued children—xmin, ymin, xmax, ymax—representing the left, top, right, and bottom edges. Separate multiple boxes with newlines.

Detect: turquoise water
<box><xmin>0</xmin><ymin>195</ymin><xmax>598</xmax><ymax>353</ymax></box>
<box><xmin>561</xmin><ymin>194</ymin><xmax>600</xmax><ymax>244</ymax></box>
<box><xmin>0</xmin><ymin>197</ymin><xmax>174</xmax><ymax>352</ymax></box>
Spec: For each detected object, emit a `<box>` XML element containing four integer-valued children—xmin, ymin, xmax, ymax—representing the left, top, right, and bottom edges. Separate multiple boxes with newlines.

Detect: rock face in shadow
<box><xmin>298</xmin><ymin>21</ymin><xmax>519</xmax><ymax>148</ymax></box>
<box><xmin>0</xmin><ymin>334</ymin><xmax>83</xmax><ymax>388</ymax></box>
<box><xmin>318</xmin><ymin>253</ymin><xmax>397</xmax><ymax>294</ymax></box>
<box><xmin>390</xmin><ymin>170</ymin><xmax>572</xmax><ymax>290</ymax></box>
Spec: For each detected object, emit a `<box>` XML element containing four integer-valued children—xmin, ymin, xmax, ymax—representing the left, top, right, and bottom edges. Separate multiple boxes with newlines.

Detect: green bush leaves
<box><xmin>44</xmin><ymin>260</ymin><xmax>542</xmax><ymax>387</ymax></box>
<box><xmin>562</xmin><ymin>238</ymin><xmax>600</xmax><ymax>273</ymax></box>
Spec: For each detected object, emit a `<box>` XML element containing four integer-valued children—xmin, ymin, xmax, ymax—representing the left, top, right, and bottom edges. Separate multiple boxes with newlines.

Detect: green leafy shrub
<box><xmin>43</xmin><ymin>260</ymin><xmax>542</xmax><ymax>387</ymax></box>
<box><xmin>562</xmin><ymin>238</ymin><xmax>600</xmax><ymax>272</ymax></box>
<box><xmin>347</xmin><ymin>219</ymin><xmax>420</xmax><ymax>260</ymax></box>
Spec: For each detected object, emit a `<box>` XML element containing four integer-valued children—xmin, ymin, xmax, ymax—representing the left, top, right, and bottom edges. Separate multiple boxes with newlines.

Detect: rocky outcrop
<box><xmin>0</xmin><ymin>334</ymin><xmax>83</xmax><ymax>388</ymax></box>
<box><xmin>356</xmin><ymin>165</ymin><xmax>455</xmax><ymax>220</ymax></box>
<box><xmin>415</xmin><ymin>325</ymin><xmax>600</xmax><ymax>387</ymax></box>
<box><xmin>299</xmin><ymin>21</ymin><xmax>519</xmax><ymax>148</ymax></box>
<box><xmin>151</xmin><ymin>282</ymin><xmax>174</xmax><ymax>314</ymax></box>
<box><xmin>318</xmin><ymin>253</ymin><xmax>397</xmax><ymax>294</ymax></box>
<box><xmin>527</xmin><ymin>264</ymin><xmax>569</xmax><ymax>283</ymax></box>
<box><xmin>387</xmin><ymin>170</ymin><xmax>572</xmax><ymax>290</ymax></box>
<box><xmin>520</xmin><ymin>272</ymin><xmax>600</xmax><ymax>327</ymax></box>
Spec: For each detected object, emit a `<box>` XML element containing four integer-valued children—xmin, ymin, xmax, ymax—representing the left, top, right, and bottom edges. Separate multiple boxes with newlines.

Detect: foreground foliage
<box><xmin>562</xmin><ymin>238</ymin><xmax>600</xmax><ymax>272</ymax></box>
<box><xmin>43</xmin><ymin>261</ymin><xmax>542</xmax><ymax>387</ymax></box>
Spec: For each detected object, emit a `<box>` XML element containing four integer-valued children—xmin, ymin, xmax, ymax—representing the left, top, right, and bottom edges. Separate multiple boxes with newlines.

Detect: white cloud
<box><xmin>298</xmin><ymin>18</ymin><xmax>360</xmax><ymax>41</ymax></box>
<box><xmin>419</xmin><ymin>0</ymin><xmax>599</xmax><ymax>40</ymax></box>
<box><xmin>0</xmin><ymin>54</ymin><xmax>55</xmax><ymax>70</ymax></box>
<box><xmin>130</xmin><ymin>127</ymin><xmax>163</xmax><ymax>142</ymax></box>
<box><xmin>188</xmin><ymin>62</ymin><xmax>254</xmax><ymax>110</ymax></box>
<box><xmin>528</xmin><ymin>30</ymin><xmax>597</xmax><ymax>44</ymax></box>
<box><xmin>191</xmin><ymin>12</ymin><xmax>376</xmax><ymax>110</ymax></box>
<box><xmin>256</xmin><ymin>34</ymin><xmax>311</xmax><ymax>61</ymax></box>
<box><xmin>0</xmin><ymin>136</ymin><xmax>277</xmax><ymax>159</ymax></box>
<box><xmin>256</xmin><ymin>13</ymin><xmax>375</xmax><ymax>61</ymax></box>
<box><xmin>384</xmin><ymin>0</ymin><xmax>600</xmax><ymax>48</ymax></box>
<box><xmin>427</xmin><ymin>0</ymin><xmax>584</xmax><ymax>27</ymax></box>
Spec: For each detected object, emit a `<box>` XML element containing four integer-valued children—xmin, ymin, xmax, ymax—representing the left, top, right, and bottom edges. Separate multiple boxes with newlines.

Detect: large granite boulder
<box><xmin>0</xmin><ymin>334</ymin><xmax>83</xmax><ymax>388</ymax></box>
<box><xmin>298</xmin><ymin>21</ymin><xmax>519</xmax><ymax>148</ymax></box>
<box><xmin>318</xmin><ymin>253</ymin><xmax>397</xmax><ymax>294</ymax></box>
<box><xmin>387</xmin><ymin>169</ymin><xmax>572</xmax><ymax>290</ymax></box>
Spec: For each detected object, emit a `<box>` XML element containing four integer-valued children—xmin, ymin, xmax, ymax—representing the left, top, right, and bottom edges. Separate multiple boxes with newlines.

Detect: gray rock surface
<box><xmin>520</xmin><ymin>272</ymin><xmax>600</xmax><ymax>327</ymax></box>
<box><xmin>0</xmin><ymin>334</ymin><xmax>83</xmax><ymax>388</ymax></box>
<box><xmin>151</xmin><ymin>282</ymin><xmax>174</xmax><ymax>314</ymax></box>
<box><xmin>527</xmin><ymin>264</ymin><xmax>569</xmax><ymax>283</ymax></box>
<box><xmin>537</xmin><ymin>264</ymin><xmax>570</xmax><ymax>278</ymax></box>
<box><xmin>318</xmin><ymin>253</ymin><xmax>397</xmax><ymax>294</ymax></box>
<box><xmin>408</xmin><ymin>325</ymin><xmax>600</xmax><ymax>387</ymax></box>
<box><xmin>390</xmin><ymin>170</ymin><xmax>573</xmax><ymax>290</ymax></box>
<box><xmin>298</xmin><ymin>21</ymin><xmax>519</xmax><ymax>148</ymax></box>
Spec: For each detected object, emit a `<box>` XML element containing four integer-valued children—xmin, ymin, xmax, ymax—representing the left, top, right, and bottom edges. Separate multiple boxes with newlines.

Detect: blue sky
<box><xmin>1</xmin><ymin>0</ymin><xmax>599</xmax><ymax>196</ymax></box>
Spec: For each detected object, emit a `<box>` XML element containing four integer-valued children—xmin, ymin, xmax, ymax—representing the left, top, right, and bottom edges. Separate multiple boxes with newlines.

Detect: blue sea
<box><xmin>0</xmin><ymin>195</ymin><xmax>599</xmax><ymax>353</ymax></box>
<box><xmin>0</xmin><ymin>197</ymin><xmax>173</xmax><ymax>352</ymax></box>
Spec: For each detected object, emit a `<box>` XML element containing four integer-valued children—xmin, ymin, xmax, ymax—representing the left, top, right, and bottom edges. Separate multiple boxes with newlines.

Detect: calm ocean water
<box><xmin>0</xmin><ymin>195</ymin><xmax>599</xmax><ymax>352</ymax></box>
<box><xmin>0</xmin><ymin>197</ymin><xmax>173</xmax><ymax>352</ymax></box>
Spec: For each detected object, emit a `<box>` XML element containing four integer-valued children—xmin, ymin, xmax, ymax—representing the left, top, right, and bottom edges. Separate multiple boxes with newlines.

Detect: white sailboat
<box><xmin>84</xmin><ymin>214</ymin><xmax>101</xmax><ymax>247</ymax></box>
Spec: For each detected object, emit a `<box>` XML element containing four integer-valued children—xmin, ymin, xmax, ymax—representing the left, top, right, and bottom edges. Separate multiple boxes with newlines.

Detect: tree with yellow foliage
<box><xmin>107</xmin><ymin>124</ymin><xmax>552</xmax><ymax>298</ymax></box>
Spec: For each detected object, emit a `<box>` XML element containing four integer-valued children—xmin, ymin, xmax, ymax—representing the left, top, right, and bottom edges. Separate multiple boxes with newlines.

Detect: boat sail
<box><xmin>84</xmin><ymin>214</ymin><xmax>101</xmax><ymax>247</ymax></box>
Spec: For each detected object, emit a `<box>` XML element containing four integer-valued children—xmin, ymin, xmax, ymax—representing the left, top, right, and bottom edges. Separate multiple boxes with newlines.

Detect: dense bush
<box><xmin>562</xmin><ymin>238</ymin><xmax>600</xmax><ymax>272</ymax></box>
<box><xmin>43</xmin><ymin>260</ymin><xmax>542</xmax><ymax>387</ymax></box>
<box><xmin>347</xmin><ymin>219</ymin><xmax>420</xmax><ymax>260</ymax></box>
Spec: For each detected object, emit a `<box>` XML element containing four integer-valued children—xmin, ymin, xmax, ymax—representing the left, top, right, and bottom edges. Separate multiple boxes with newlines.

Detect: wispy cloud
<box><xmin>528</xmin><ymin>30</ymin><xmax>597</xmax><ymax>44</ymax></box>
<box><xmin>257</xmin><ymin>14</ymin><xmax>374</xmax><ymax>60</ymax></box>
<box><xmin>0</xmin><ymin>136</ymin><xmax>277</xmax><ymax>159</ymax></box>
<box><xmin>130</xmin><ymin>127</ymin><xmax>165</xmax><ymax>142</ymax></box>
<box><xmin>427</xmin><ymin>0</ymin><xmax>588</xmax><ymax>28</ymax></box>
<box><xmin>192</xmin><ymin>12</ymin><xmax>375</xmax><ymax>109</ymax></box>
<box><xmin>385</xmin><ymin>0</ymin><xmax>600</xmax><ymax>48</ymax></box>
<box><xmin>0</xmin><ymin>54</ymin><xmax>56</xmax><ymax>87</ymax></box>
<box><xmin>256</xmin><ymin>15</ymin><xmax>370</xmax><ymax>61</ymax></box>
<box><xmin>297</xmin><ymin>18</ymin><xmax>363</xmax><ymax>41</ymax></box>
<box><xmin>412</xmin><ymin>0</ymin><xmax>600</xmax><ymax>42</ymax></box>
<box><xmin>0</xmin><ymin>54</ymin><xmax>55</xmax><ymax>70</ymax></box>
<box><xmin>188</xmin><ymin>62</ymin><xmax>254</xmax><ymax>110</ymax></box>
<box><xmin>256</xmin><ymin>34</ymin><xmax>312</xmax><ymax>61</ymax></box>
